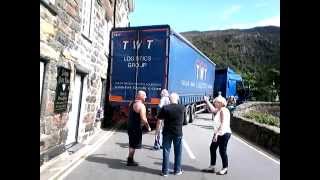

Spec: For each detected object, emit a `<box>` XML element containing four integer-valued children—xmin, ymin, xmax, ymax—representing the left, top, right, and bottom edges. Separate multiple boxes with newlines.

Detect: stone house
<box><xmin>40</xmin><ymin>0</ymin><xmax>134</xmax><ymax>165</ymax></box>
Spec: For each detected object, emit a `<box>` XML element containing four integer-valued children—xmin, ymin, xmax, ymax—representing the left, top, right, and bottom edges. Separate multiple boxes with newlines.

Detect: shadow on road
<box><xmin>191</xmin><ymin>124</ymin><xmax>214</xmax><ymax>130</ymax></box>
<box><xmin>86</xmin><ymin>154</ymin><xmax>202</xmax><ymax>175</ymax></box>
<box><xmin>154</xmin><ymin>162</ymin><xmax>201</xmax><ymax>172</ymax></box>
<box><xmin>116</xmin><ymin>142</ymin><xmax>155</xmax><ymax>150</ymax></box>
<box><xmin>85</xmin><ymin>154</ymin><xmax>161</xmax><ymax>175</ymax></box>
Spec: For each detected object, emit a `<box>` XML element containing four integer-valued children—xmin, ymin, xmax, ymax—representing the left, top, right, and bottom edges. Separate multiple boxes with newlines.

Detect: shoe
<box><xmin>160</xmin><ymin>172</ymin><xmax>168</xmax><ymax>177</ymax></box>
<box><xmin>127</xmin><ymin>161</ymin><xmax>139</xmax><ymax>166</ymax></box>
<box><xmin>216</xmin><ymin>168</ymin><xmax>228</xmax><ymax>175</ymax></box>
<box><xmin>201</xmin><ymin>166</ymin><xmax>216</xmax><ymax>173</ymax></box>
<box><xmin>153</xmin><ymin>146</ymin><xmax>160</xmax><ymax>150</ymax></box>
<box><xmin>174</xmin><ymin>170</ymin><xmax>183</xmax><ymax>175</ymax></box>
<box><xmin>126</xmin><ymin>157</ymin><xmax>139</xmax><ymax>166</ymax></box>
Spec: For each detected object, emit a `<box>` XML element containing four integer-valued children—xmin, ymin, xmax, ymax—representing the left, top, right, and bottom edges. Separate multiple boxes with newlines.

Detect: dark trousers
<box><xmin>210</xmin><ymin>133</ymin><xmax>231</xmax><ymax>168</ymax></box>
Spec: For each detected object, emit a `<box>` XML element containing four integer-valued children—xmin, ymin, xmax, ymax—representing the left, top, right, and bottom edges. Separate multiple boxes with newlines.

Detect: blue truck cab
<box><xmin>104</xmin><ymin>25</ymin><xmax>216</xmax><ymax>127</ymax></box>
<box><xmin>214</xmin><ymin>67</ymin><xmax>247</xmax><ymax>105</ymax></box>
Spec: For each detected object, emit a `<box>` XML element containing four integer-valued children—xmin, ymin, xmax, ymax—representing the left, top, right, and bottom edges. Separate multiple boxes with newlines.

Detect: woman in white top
<box><xmin>153</xmin><ymin>89</ymin><xmax>171</xmax><ymax>150</ymax></box>
<box><xmin>202</xmin><ymin>95</ymin><xmax>232</xmax><ymax>175</ymax></box>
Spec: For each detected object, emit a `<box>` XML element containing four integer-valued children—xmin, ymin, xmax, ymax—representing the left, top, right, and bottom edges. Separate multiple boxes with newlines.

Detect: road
<box><xmin>61</xmin><ymin>113</ymin><xmax>280</xmax><ymax>180</ymax></box>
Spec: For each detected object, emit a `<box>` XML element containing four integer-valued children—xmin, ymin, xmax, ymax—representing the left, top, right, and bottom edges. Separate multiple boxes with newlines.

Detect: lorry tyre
<box><xmin>189</xmin><ymin>104</ymin><xmax>195</xmax><ymax>123</ymax></box>
<box><xmin>183</xmin><ymin>106</ymin><xmax>190</xmax><ymax>125</ymax></box>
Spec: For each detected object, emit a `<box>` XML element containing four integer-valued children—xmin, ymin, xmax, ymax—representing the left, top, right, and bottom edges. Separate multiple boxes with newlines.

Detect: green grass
<box><xmin>244</xmin><ymin>111</ymin><xmax>280</xmax><ymax>127</ymax></box>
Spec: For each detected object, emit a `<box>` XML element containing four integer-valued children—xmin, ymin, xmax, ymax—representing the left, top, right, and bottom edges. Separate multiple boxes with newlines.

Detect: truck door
<box><xmin>136</xmin><ymin>28</ymin><xmax>168</xmax><ymax>104</ymax></box>
<box><xmin>110</xmin><ymin>30</ymin><xmax>138</xmax><ymax>102</ymax></box>
<box><xmin>110</xmin><ymin>27</ymin><xmax>169</xmax><ymax>104</ymax></box>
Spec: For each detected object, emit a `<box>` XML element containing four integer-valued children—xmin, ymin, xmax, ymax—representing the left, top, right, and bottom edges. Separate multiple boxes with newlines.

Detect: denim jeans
<box><xmin>210</xmin><ymin>133</ymin><xmax>231</xmax><ymax>168</ymax></box>
<box><xmin>154</xmin><ymin>121</ymin><xmax>163</xmax><ymax>149</ymax></box>
<box><xmin>154</xmin><ymin>128</ymin><xmax>162</xmax><ymax>149</ymax></box>
<box><xmin>162</xmin><ymin>133</ymin><xmax>182</xmax><ymax>174</ymax></box>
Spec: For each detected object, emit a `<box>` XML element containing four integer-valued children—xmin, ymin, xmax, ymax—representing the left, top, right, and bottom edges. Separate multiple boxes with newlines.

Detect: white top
<box><xmin>158</xmin><ymin>96</ymin><xmax>170</xmax><ymax>108</ymax></box>
<box><xmin>213</xmin><ymin>107</ymin><xmax>232</xmax><ymax>135</ymax></box>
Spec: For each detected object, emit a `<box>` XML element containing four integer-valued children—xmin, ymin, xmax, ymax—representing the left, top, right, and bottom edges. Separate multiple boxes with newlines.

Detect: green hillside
<box><xmin>181</xmin><ymin>26</ymin><xmax>280</xmax><ymax>101</ymax></box>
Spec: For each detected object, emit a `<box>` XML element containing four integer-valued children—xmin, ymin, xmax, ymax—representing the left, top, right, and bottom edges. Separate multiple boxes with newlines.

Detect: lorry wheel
<box><xmin>183</xmin><ymin>106</ymin><xmax>190</xmax><ymax>125</ymax></box>
<box><xmin>189</xmin><ymin>105</ymin><xmax>195</xmax><ymax>123</ymax></box>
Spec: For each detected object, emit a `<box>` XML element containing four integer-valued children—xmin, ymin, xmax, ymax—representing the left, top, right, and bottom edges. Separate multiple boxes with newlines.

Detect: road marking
<box><xmin>58</xmin><ymin>131</ymin><xmax>116</xmax><ymax>180</ymax></box>
<box><xmin>182</xmin><ymin>139</ymin><xmax>196</xmax><ymax>159</ymax></box>
<box><xmin>48</xmin><ymin>129</ymin><xmax>117</xmax><ymax>180</ymax></box>
<box><xmin>232</xmin><ymin>134</ymin><xmax>280</xmax><ymax>165</ymax></box>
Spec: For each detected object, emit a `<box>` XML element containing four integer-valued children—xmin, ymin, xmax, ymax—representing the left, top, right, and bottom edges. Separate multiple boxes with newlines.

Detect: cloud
<box><xmin>222</xmin><ymin>5</ymin><xmax>241</xmax><ymax>20</ymax></box>
<box><xmin>210</xmin><ymin>15</ymin><xmax>280</xmax><ymax>30</ymax></box>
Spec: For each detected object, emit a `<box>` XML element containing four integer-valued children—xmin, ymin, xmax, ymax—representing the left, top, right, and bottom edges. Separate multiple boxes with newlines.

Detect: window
<box><xmin>81</xmin><ymin>0</ymin><xmax>94</xmax><ymax>39</ymax></box>
<box><xmin>236</xmin><ymin>81</ymin><xmax>242</xmax><ymax>92</ymax></box>
<box><xmin>40</xmin><ymin>61</ymin><xmax>45</xmax><ymax>104</ymax></box>
<box><xmin>104</xmin><ymin>21</ymin><xmax>111</xmax><ymax>56</ymax></box>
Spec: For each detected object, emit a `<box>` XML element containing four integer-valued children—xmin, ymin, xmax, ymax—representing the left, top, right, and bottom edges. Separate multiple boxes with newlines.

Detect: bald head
<box><xmin>160</xmin><ymin>89</ymin><xmax>169</xmax><ymax>97</ymax></box>
<box><xmin>169</xmin><ymin>92</ymin><xmax>179</xmax><ymax>104</ymax></box>
<box><xmin>136</xmin><ymin>90</ymin><xmax>147</xmax><ymax>101</ymax></box>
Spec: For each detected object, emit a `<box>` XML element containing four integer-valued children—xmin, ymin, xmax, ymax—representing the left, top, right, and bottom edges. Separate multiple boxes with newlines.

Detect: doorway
<box><xmin>65</xmin><ymin>73</ymin><xmax>85</xmax><ymax>147</ymax></box>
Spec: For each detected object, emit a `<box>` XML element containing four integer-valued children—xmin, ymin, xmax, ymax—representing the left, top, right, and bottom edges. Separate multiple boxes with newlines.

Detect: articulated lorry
<box><xmin>214</xmin><ymin>67</ymin><xmax>247</xmax><ymax>104</ymax></box>
<box><xmin>104</xmin><ymin>25</ymin><xmax>216</xmax><ymax>127</ymax></box>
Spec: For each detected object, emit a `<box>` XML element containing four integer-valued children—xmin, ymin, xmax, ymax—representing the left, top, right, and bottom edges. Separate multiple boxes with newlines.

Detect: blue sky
<box><xmin>129</xmin><ymin>0</ymin><xmax>280</xmax><ymax>32</ymax></box>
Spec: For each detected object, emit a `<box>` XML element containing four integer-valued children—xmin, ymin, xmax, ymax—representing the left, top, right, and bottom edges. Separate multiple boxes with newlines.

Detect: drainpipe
<box><xmin>113</xmin><ymin>0</ymin><xmax>117</xmax><ymax>28</ymax></box>
<box><xmin>104</xmin><ymin>0</ymin><xmax>116</xmax><ymax>128</ymax></box>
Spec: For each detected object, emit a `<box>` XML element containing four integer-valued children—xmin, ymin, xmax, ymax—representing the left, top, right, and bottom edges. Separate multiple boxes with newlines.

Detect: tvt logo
<box><xmin>195</xmin><ymin>60</ymin><xmax>207</xmax><ymax>81</ymax></box>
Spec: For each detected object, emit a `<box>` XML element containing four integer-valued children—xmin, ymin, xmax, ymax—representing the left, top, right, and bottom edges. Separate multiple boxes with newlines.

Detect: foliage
<box><xmin>181</xmin><ymin>26</ymin><xmax>280</xmax><ymax>101</ymax></box>
<box><xmin>244</xmin><ymin>111</ymin><xmax>280</xmax><ymax>127</ymax></box>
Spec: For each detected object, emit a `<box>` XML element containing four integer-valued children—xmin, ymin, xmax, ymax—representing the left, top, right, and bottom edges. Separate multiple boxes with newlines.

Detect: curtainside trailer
<box><xmin>104</xmin><ymin>25</ymin><xmax>216</xmax><ymax>127</ymax></box>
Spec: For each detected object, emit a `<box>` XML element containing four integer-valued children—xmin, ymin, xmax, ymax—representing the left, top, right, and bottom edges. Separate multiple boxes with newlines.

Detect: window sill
<box><xmin>40</xmin><ymin>0</ymin><xmax>58</xmax><ymax>16</ymax></box>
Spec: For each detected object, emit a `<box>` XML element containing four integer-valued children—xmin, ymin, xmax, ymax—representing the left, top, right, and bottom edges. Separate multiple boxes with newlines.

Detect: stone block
<box><xmin>46</xmin><ymin>102</ymin><xmax>54</xmax><ymax>114</ymax></box>
<box><xmin>41</xmin><ymin>20</ymin><xmax>56</xmax><ymax>37</ymax></box>
<box><xmin>86</xmin><ymin>96</ymin><xmax>91</xmax><ymax>102</ymax></box>
<box><xmin>65</xmin><ymin>2</ymin><xmax>78</xmax><ymax>19</ymax></box>
<box><xmin>90</xmin><ymin>104</ymin><xmax>96</xmax><ymax>112</ymax></box>
<box><xmin>47</xmin><ymin>40</ymin><xmax>64</xmax><ymax>52</ymax></box>
<box><xmin>91</xmin><ymin>56</ymin><xmax>97</xmax><ymax>63</ymax></box>
<box><xmin>40</xmin><ymin>42</ymin><xmax>60</xmax><ymax>61</ymax></box>
<box><xmin>41</xmin><ymin>144</ymin><xmax>66</xmax><ymax>162</ymax></box>
<box><xmin>67</xmin><ymin>0</ymin><xmax>78</xmax><ymax>8</ymax></box>
<box><xmin>56</xmin><ymin>0</ymin><xmax>65</xmax><ymax>9</ymax></box>
<box><xmin>91</xmin><ymin>96</ymin><xmax>96</xmax><ymax>103</ymax></box>
<box><xmin>48</xmin><ymin>78</ymin><xmax>57</xmax><ymax>91</ymax></box>
<box><xmin>59</xmin><ymin>10</ymin><xmax>70</xmax><ymax>25</ymax></box>
<box><xmin>70</xmin><ymin>19</ymin><xmax>81</xmax><ymax>31</ymax></box>
<box><xmin>83</xmin><ymin>113</ymin><xmax>90</xmax><ymax>123</ymax></box>
<box><xmin>56</xmin><ymin>31</ymin><xmax>69</xmax><ymax>46</ymax></box>
<box><xmin>85</xmin><ymin>123</ymin><xmax>94</xmax><ymax>132</ymax></box>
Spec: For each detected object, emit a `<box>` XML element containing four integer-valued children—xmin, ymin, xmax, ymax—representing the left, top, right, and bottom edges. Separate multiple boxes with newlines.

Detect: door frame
<box><xmin>65</xmin><ymin>72</ymin><xmax>86</xmax><ymax>148</ymax></box>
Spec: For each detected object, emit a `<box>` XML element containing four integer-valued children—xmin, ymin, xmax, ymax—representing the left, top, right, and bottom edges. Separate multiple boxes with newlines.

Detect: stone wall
<box><xmin>40</xmin><ymin>0</ymin><xmax>132</xmax><ymax>165</ymax></box>
<box><xmin>231</xmin><ymin>102</ymin><xmax>280</xmax><ymax>156</ymax></box>
<box><xmin>233</xmin><ymin>101</ymin><xmax>280</xmax><ymax>118</ymax></box>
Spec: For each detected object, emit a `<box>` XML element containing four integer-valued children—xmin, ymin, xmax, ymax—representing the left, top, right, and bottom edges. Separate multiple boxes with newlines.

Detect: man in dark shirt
<box><xmin>157</xmin><ymin>92</ymin><xmax>185</xmax><ymax>176</ymax></box>
<box><xmin>127</xmin><ymin>90</ymin><xmax>151</xmax><ymax>166</ymax></box>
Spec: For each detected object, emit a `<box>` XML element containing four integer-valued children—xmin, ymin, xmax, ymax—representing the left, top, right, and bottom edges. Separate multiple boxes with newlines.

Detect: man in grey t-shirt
<box><xmin>154</xmin><ymin>89</ymin><xmax>170</xmax><ymax>150</ymax></box>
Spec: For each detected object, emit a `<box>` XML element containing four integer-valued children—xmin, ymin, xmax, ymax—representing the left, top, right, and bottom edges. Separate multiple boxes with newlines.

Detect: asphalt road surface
<box><xmin>62</xmin><ymin>113</ymin><xmax>280</xmax><ymax>180</ymax></box>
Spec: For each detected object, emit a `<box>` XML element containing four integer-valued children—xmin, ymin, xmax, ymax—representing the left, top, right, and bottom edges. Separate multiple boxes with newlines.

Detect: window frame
<box><xmin>81</xmin><ymin>0</ymin><xmax>95</xmax><ymax>40</ymax></box>
<box><xmin>40</xmin><ymin>61</ymin><xmax>46</xmax><ymax>105</ymax></box>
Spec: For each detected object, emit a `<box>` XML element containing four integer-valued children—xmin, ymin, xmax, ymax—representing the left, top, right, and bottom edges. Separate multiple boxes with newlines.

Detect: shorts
<box><xmin>128</xmin><ymin>128</ymin><xmax>142</xmax><ymax>149</ymax></box>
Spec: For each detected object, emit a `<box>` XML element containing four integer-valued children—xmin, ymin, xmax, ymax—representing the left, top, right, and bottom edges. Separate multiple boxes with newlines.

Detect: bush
<box><xmin>244</xmin><ymin>111</ymin><xmax>280</xmax><ymax>127</ymax></box>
